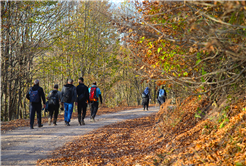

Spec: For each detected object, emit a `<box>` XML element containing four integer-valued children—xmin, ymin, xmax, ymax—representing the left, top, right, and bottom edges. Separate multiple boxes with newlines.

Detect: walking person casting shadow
<box><xmin>142</xmin><ymin>87</ymin><xmax>151</xmax><ymax>111</ymax></box>
<box><xmin>88</xmin><ymin>82</ymin><xmax>102</xmax><ymax>122</ymax></box>
<box><xmin>157</xmin><ymin>86</ymin><xmax>167</xmax><ymax>107</ymax></box>
<box><xmin>26</xmin><ymin>79</ymin><xmax>46</xmax><ymax>129</ymax></box>
<box><xmin>61</xmin><ymin>79</ymin><xmax>77</xmax><ymax>126</ymax></box>
<box><xmin>47</xmin><ymin>84</ymin><xmax>61</xmax><ymax>126</ymax></box>
<box><xmin>76</xmin><ymin>77</ymin><xmax>89</xmax><ymax>126</ymax></box>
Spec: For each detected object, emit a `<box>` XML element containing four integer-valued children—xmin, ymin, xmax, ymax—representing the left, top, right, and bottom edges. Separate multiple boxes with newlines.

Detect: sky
<box><xmin>109</xmin><ymin>0</ymin><xmax>126</xmax><ymax>3</ymax></box>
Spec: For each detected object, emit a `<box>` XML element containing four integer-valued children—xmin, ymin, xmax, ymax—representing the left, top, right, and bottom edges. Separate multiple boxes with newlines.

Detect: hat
<box><xmin>54</xmin><ymin>84</ymin><xmax>58</xmax><ymax>89</ymax></box>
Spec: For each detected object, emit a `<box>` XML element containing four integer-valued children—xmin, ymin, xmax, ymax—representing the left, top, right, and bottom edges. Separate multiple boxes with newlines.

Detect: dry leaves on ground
<box><xmin>38</xmin><ymin>96</ymin><xmax>246</xmax><ymax>166</ymax></box>
<box><xmin>37</xmin><ymin>113</ymin><xmax>164</xmax><ymax>166</ymax></box>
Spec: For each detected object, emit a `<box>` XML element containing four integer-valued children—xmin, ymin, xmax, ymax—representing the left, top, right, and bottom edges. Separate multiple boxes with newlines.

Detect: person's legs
<box><xmin>90</xmin><ymin>102</ymin><xmax>94</xmax><ymax>119</ymax></box>
<box><xmin>77</xmin><ymin>102</ymin><xmax>82</xmax><ymax>125</ymax></box>
<box><xmin>53</xmin><ymin>106</ymin><xmax>59</xmax><ymax>125</ymax></box>
<box><xmin>48</xmin><ymin>106</ymin><xmax>53</xmax><ymax>125</ymax></box>
<box><xmin>91</xmin><ymin>102</ymin><xmax>98</xmax><ymax>120</ymax></box>
<box><xmin>36</xmin><ymin>104</ymin><xmax>42</xmax><ymax>127</ymax></box>
<box><xmin>82</xmin><ymin>103</ymin><xmax>87</xmax><ymax>119</ymax></box>
<box><xmin>81</xmin><ymin>103</ymin><xmax>87</xmax><ymax>125</ymax></box>
<box><xmin>30</xmin><ymin>104</ymin><xmax>35</xmax><ymax>129</ymax></box>
<box><xmin>66</xmin><ymin>103</ymin><xmax>74</xmax><ymax>124</ymax></box>
<box><xmin>64</xmin><ymin>102</ymin><xmax>69</xmax><ymax>123</ymax></box>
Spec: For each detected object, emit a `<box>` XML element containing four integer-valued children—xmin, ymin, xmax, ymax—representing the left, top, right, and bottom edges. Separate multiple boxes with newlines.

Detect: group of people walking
<box><xmin>26</xmin><ymin>77</ymin><xmax>166</xmax><ymax>129</ymax></box>
<box><xmin>26</xmin><ymin>77</ymin><xmax>102</xmax><ymax>129</ymax></box>
<box><xmin>141</xmin><ymin>86</ymin><xmax>167</xmax><ymax>110</ymax></box>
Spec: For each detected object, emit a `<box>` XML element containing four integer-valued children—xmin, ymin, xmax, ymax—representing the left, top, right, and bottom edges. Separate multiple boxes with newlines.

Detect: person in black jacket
<box><xmin>76</xmin><ymin>77</ymin><xmax>89</xmax><ymax>125</ymax></box>
<box><xmin>61</xmin><ymin>79</ymin><xmax>77</xmax><ymax>126</ymax></box>
<box><xmin>26</xmin><ymin>79</ymin><xmax>46</xmax><ymax>129</ymax></box>
<box><xmin>142</xmin><ymin>87</ymin><xmax>151</xmax><ymax>111</ymax></box>
<box><xmin>47</xmin><ymin>84</ymin><xmax>61</xmax><ymax>126</ymax></box>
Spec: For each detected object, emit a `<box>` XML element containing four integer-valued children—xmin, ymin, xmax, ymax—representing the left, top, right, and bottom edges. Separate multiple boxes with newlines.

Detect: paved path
<box><xmin>1</xmin><ymin>107</ymin><xmax>159</xmax><ymax>166</ymax></box>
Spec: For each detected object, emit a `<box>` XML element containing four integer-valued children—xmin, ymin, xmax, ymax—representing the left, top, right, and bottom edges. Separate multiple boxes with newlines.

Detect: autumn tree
<box><xmin>1</xmin><ymin>1</ymin><xmax>75</xmax><ymax>121</ymax></box>
<box><xmin>113</xmin><ymin>1</ymin><xmax>246</xmax><ymax>102</ymax></box>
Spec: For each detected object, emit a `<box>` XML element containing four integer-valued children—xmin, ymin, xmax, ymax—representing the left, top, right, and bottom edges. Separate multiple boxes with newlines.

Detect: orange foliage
<box><xmin>37</xmin><ymin>96</ymin><xmax>246</xmax><ymax>165</ymax></box>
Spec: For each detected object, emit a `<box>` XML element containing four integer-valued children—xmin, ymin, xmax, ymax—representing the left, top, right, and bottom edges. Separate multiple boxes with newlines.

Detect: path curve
<box><xmin>1</xmin><ymin>107</ymin><xmax>159</xmax><ymax>166</ymax></box>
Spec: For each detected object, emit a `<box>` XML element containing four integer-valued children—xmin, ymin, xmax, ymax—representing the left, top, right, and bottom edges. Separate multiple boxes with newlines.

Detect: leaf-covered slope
<box><xmin>38</xmin><ymin>97</ymin><xmax>246</xmax><ymax>165</ymax></box>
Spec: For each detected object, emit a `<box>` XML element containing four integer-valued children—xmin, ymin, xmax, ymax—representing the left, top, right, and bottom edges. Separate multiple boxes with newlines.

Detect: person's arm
<box><xmin>40</xmin><ymin>88</ymin><xmax>46</xmax><ymax>105</ymax></box>
<box><xmin>88</xmin><ymin>87</ymin><xmax>91</xmax><ymax>103</ymax></box>
<box><xmin>99</xmin><ymin>94</ymin><xmax>102</xmax><ymax>104</ymax></box>
<box><xmin>86</xmin><ymin>87</ymin><xmax>89</xmax><ymax>103</ymax></box>
<box><xmin>157</xmin><ymin>89</ymin><xmax>160</xmax><ymax>98</ymax></box>
<box><xmin>26</xmin><ymin>88</ymin><xmax>31</xmax><ymax>100</ymax></box>
<box><xmin>98</xmin><ymin>88</ymin><xmax>102</xmax><ymax>104</ymax></box>
<box><xmin>61</xmin><ymin>86</ymin><xmax>65</xmax><ymax>103</ymax></box>
<box><xmin>73</xmin><ymin>86</ymin><xmax>77</xmax><ymax>104</ymax></box>
<box><xmin>76</xmin><ymin>86</ymin><xmax>78</xmax><ymax>103</ymax></box>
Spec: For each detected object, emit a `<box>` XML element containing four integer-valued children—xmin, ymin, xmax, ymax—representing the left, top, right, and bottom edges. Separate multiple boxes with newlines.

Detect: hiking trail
<box><xmin>1</xmin><ymin>107</ymin><xmax>159</xmax><ymax>166</ymax></box>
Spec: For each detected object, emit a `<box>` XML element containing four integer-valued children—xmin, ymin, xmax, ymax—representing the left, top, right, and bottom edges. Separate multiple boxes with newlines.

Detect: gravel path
<box><xmin>1</xmin><ymin>107</ymin><xmax>159</xmax><ymax>166</ymax></box>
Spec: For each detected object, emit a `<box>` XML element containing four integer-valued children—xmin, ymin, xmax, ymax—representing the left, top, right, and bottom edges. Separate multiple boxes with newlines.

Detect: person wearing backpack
<box><xmin>88</xmin><ymin>82</ymin><xmax>102</xmax><ymax>122</ymax></box>
<box><xmin>26</xmin><ymin>79</ymin><xmax>46</xmax><ymax>129</ymax></box>
<box><xmin>47</xmin><ymin>84</ymin><xmax>61</xmax><ymax>126</ymax></box>
<box><xmin>142</xmin><ymin>87</ymin><xmax>151</xmax><ymax>111</ymax></box>
<box><xmin>157</xmin><ymin>86</ymin><xmax>167</xmax><ymax>106</ymax></box>
<box><xmin>61</xmin><ymin>79</ymin><xmax>77</xmax><ymax>126</ymax></box>
<box><xmin>76</xmin><ymin>77</ymin><xmax>89</xmax><ymax>126</ymax></box>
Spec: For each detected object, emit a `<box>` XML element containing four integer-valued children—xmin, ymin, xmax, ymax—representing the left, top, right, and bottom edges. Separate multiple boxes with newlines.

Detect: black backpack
<box><xmin>63</xmin><ymin>86</ymin><xmax>73</xmax><ymax>103</ymax></box>
<box><xmin>48</xmin><ymin>90</ymin><xmax>59</xmax><ymax>106</ymax></box>
<box><xmin>29</xmin><ymin>87</ymin><xmax>40</xmax><ymax>103</ymax></box>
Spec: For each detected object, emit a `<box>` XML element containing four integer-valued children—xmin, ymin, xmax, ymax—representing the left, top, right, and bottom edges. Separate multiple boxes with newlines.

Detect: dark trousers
<box><xmin>157</xmin><ymin>97</ymin><xmax>165</xmax><ymax>106</ymax></box>
<box><xmin>78</xmin><ymin>102</ymin><xmax>87</xmax><ymax>122</ymax></box>
<box><xmin>48</xmin><ymin>105</ymin><xmax>59</xmax><ymax>123</ymax></box>
<box><xmin>90</xmin><ymin>101</ymin><xmax>98</xmax><ymax>119</ymax></box>
<box><xmin>142</xmin><ymin>97</ymin><xmax>149</xmax><ymax>110</ymax></box>
<box><xmin>30</xmin><ymin>103</ymin><xmax>42</xmax><ymax>127</ymax></box>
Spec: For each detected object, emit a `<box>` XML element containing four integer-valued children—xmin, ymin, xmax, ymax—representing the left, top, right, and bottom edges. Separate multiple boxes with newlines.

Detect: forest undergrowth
<box><xmin>37</xmin><ymin>96</ymin><xmax>246</xmax><ymax>166</ymax></box>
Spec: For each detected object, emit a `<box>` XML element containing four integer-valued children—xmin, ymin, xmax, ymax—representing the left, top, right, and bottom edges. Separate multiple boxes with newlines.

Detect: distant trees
<box><xmin>113</xmin><ymin>1</ymin><xmax>246</xmax><ymax>102</ymax></box>
<box><xmin>1</xmin><ymin>1</ymin><xmax>153</xmax><ymax>121</ymax></box>
<box><xmin>1</xmin><ymin>1</ymin><xmax>74</xmax><ymax>121</ymax></box>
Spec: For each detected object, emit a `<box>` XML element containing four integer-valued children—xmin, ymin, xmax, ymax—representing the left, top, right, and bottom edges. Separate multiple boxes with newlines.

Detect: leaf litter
<box><xmin>37</xmin><ymin>96</ymin><xmax>246</xmax><ymax>165</ymax></box>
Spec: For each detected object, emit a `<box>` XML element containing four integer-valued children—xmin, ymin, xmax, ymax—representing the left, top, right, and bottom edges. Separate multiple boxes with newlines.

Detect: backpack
<box><xmin>159</xmin><ymin>89</ymin><xmax>165</xmax><ymax>98</ymax></box>
<box><xmin>142</xmin><ymin>92</ymin><xmax>147</xmax><ymax>98</ymax></box>
<box><xmin>89</xmin><ymin>87</ymin><xmax>98</xmax><ymax>101</ymax></box>
<box><xmin>48</xmin><ymin>90</ymin><xmax>59</xmax><ymax>106</ymax></box>
<box><xmin>63</xmin><ymin>86</ymin><xmax>73</xmax><ymax>103</ymax></box>
<box><xmin>29</xmin><ymin>87</ymin><xmax>40</xmax><ymax>103</ymax></box>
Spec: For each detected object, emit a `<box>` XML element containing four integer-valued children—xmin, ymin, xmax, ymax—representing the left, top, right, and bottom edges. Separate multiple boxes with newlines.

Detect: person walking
<box><xmin>47</xmin><ymin>84</ymin><xmax>61</xmax><ymax>126</ymax></box>
<box><xmin>26</xmin><ymin>79</ymin><xmax>46</xmax><ymax>129</ymax></box>
<box><xmin>61</xmin><ymin>79</ymin><xmax>77</xmax><ymax>126</ymax></box>
<box><xmin>88</xmin><ymin>82</ymin><xmax>102</xmax><ymax>122</ymax></box>
<box><xmin>142</xmin><ymin>87</ymin><xmax>151</xmax><ymax>111</ymax></box>
<box><xmin>157</xmin><ymin>86</ymin><xmax>167</xmax><ymax>106</ymax></box>
<box><xmin>76</xmin><ymin>77</ymin><xmax>89</xmax><ymax>125</ymax></box>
